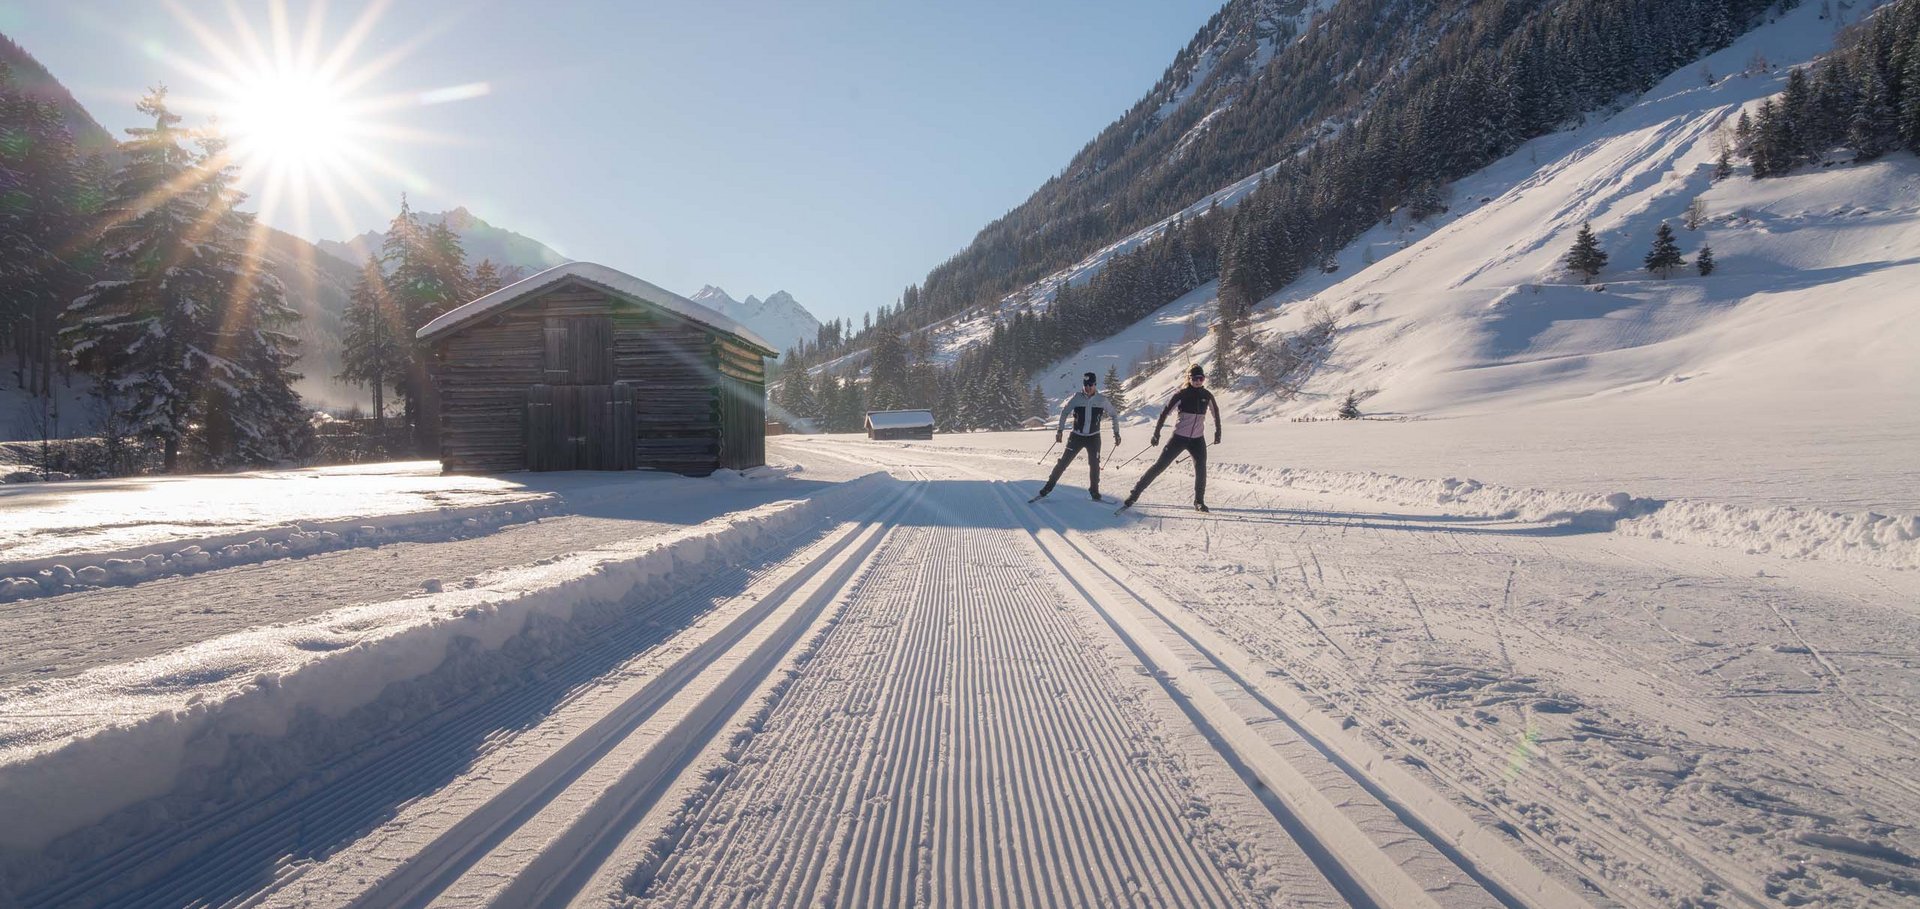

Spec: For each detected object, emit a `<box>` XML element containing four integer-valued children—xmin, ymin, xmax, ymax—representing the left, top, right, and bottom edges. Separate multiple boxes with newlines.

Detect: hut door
<box><xmin>525</xmin><ymin>382</ymin><xmax>635</xmax><ymax>471</ymax></box>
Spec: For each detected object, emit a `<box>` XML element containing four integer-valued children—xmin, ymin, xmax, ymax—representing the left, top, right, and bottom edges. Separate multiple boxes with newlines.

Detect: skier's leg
<box><xmin>1190</xmin><ymin>438</ymin><xmax>1208</xmax><ymax>505</ymax></box>
<box><xmin>1086</xmin><ymin>435</ymin><xmax>1102</xmax><ymax>498</ymax></box>
<box><xmin>1038</xmin><ymin>436</ymin><xmax>1084</xmax><ymax>497</ymax></box>
<box><xmin>1129</xmin><ymin>440</ymin><xmax>1182</xmax><ymax>501</ymax></box>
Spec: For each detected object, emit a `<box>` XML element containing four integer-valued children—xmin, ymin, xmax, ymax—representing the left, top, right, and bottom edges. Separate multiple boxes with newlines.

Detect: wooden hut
<box><xmin>416</xmin><ymin>262</ymin><xmax>778</xmax><ymax>475</ymax></box>
<box><xmin>865</xmin><ymin>410</ymin><xmax>934</xmax><ymax>441</ymax></box>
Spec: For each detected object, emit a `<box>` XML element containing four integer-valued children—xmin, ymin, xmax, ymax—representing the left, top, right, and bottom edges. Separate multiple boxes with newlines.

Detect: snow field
<box><xmin>0</xmin><ymin>472</ymin><xmax>893</xmax><ymax>865</ymax></box>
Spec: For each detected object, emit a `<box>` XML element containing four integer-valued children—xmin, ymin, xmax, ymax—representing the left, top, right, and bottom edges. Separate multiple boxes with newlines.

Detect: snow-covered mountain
<box><xmin>688</xmin><ymin>286</ymin><xmax>822</xmax><ymax>357</ymax></box>
<box><xmin>317</xmin><ymin>207</ymin><xmax>570</xmax><ymax>276</ymax></box>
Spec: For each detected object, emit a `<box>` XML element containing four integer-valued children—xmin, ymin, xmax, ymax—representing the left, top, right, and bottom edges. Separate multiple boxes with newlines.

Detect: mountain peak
<box><xmin>688</xmin><ymin>285</ymin><xmax>821</xmax><ymax>356</ymax></box>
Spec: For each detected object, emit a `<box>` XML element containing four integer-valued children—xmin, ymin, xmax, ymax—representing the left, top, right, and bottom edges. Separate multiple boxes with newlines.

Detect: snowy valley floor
<box><xmin>1</xmin><ymin>435</ymin><xmax>1916</xmax><ymax>908</ymax></box>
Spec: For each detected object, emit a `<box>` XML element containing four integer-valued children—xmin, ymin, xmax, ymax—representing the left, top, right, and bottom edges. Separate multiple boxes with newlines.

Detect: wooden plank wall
<box><xmin>435</xmin><ymin>281</ymin><xmax>764</xmax><ymax>474</ymax></box>
<box><xmin>611</xmin><ymin>305</ymin><xmax>723</xmax><ymax>474</ymax></box>
<box><xmin>437</xmin><ymin>313</ymin><xmax>545</xmax><ymax>473</ymax></box>
<box><xmin>714</xmin><ymin>338</ymin><xmax>767</xmax><ymax>470</ymax></box>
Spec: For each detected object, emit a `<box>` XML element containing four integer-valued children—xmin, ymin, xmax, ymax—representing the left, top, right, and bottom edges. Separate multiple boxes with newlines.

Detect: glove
<box><xmin>1150</xmin><ymin>432</ymin><xmax>1161</xmax><ymax>446</ymax></box>
<box><xmin>1114</xmin><ymin>434</ymin><xmax>1123</xmax><ymax>446</ymax></box>
<box><xmin>1054</xmin><ymin>431</ymin><xmax>1063</xmax><ymax>444</ymax></box>
<box><xmin>1214</xmin><ymin>431</ymin><xmax>1222</xmax><ymax>445</ymax></box>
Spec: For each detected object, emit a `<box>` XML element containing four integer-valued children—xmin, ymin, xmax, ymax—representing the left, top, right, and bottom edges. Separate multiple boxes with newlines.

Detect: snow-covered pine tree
<box><xmin>814</xmin><ymin>373</ymin><xmax>840</xmax><ymax>432</ymax></box>
<box><xmin>1102</xmin><ymin>364</ymin><xmax>1128</xmax><ymax>412</ymax></box>
<box><xmin>1644</xmin><ymin>222</ymin><xmax>1687</xmax><ymax>278</ymax></box>
<box><xmin>1566</xmin><ymin>221</ymin><xmax>1608</xmax><ymax>281</ymax></box>
<box><xmin>1696</xmin><ymin>241</ymin><xmax>1716</xmax><ymax>276</ymax></box>
<box><xmin>338</xmin><ymin>260</ymin><xmax>404</xmax><ymax>430</ymax></box>
<box><xmin>988</xmin><ymin>372</ymin><xmax>1024</xmax><ymax>431</ymax></box>
<box><xmin>866</xmin><ymin>330</ymin><xmax>908</xmax><ymax>411</ymax></box>
<box><xmin>1733</xmin><ymin>109</ymin><xmax>1754</xmax><ymax>157</ymax></box>
<box><xmin>1904</xmin><ymin>29</ymin><xmax>1920</xmax><ymax>151</ymax></box>
<box><xmin>180</xmin><ymin>127</ymin><xmax>310</xmax><ymax>467</ymax></box>
<box><xmin>1850</xmin><ymin>63</ymin><xmax>1896</xmax><ymax>160</ymax></box>
<box><xmin>1714</xmin><ymin>145</ymin><xmax>1734</xmax><ymax>180</ymax></box>
<box><xmin>777</xmin><ymin>368</ymin><xmax>817</xmax><ymax>425</ymax></box>
<box><xmin>64</xmin><ymin>91</ymin><xmax>308</xmax><ymax>470</ymax></box>
<box><xmin>934</xmin><ymin>374</ymin><xmax>960</xmax><ymax>433</ymax></box>
<box><xmin>1029</xmin><ymin>384</ymin><xmax>1047</xmax><ymax>421</ymax></box>
<box><xmin>63</xmin><ymin>88</ymin><xmax>209</xmax><ymax>471</ymax></box>
<box><xmin>1338</xmin><ymin>391</ymin><xmax>1362</xmax><ymax>419</ymax></box>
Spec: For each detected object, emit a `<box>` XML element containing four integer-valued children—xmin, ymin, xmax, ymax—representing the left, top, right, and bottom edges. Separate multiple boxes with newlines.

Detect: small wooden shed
<box><xmin>417</xmin><ymin>262</ymin><xmax>778</xmax><ymax>475</ymax></box>
<box><xmin>865</xmin><ymin>409</ymin><xmax>934</xmax><ymax>441</ymax></box>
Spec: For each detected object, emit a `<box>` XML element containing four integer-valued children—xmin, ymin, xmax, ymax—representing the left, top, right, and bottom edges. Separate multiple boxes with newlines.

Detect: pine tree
<box><xmin>1733</xmin><ymin>109</ymin><xmax>1754</xmax><ymax>156</ymax></box>
<box><xmin>383</xmin><ymin>201</ymin><xmax>469</xmax><ymax>451</ymax></box>
<box><xmin>1566</xmin><ymin>221</ymin><xmax>1608</xmax><ymax>281</ymax></box>
<box><xmin>1644</xmin><ymin>222</ymin><xmax>1686</xmax><ymax>278</ymax></box>
<box><xmin>1850</xmin><ymin>63</ymin><xmax>1896</xmax><ymax>160</ymax></box>
<box><xmin>64</xmin><ymin>90</ymin><xmax>308</xmax><ymax>470</ymax></box>
<box><xmin>1029</xmin><ymin>384</ymin><xmax>1047</xmax><ymax>421</ymax></box>
<box><xmin>1102</xmin><ymin>364</ymin><xmax>1128</xmax><ymax>412</ymax></box>
<box><xmin>1338</xmin><ymin>391</ymin><xmax>1362</xmax><ymax>419</ymax></box>
<box><xmin>1695</xmin><ymin>240</ymin><xmax>1716</xmax><ymax>276</ymax></box>
<box><xmin>338</xmin><ymin>261</ymin><xmax>404</xmax><ymax>430</ymax></box>
<box><xmin>867</xmin><ymin>331</ymin><xmax>908</xmax><ymax>411</ymax></box>
<box><xmin>470</xmin><ymin>258</ymin><xmax>506</xmax><ymax>296</ymax></box>
<box><xmin>1903</xmin><ymin>31</ymin><xmax>1920</xmax><ymax>151</ymax></box>
<box><xmin>1714</xmin><ymin>145</ymin><xmax>1733</xmax><ymax>180</ymax></box>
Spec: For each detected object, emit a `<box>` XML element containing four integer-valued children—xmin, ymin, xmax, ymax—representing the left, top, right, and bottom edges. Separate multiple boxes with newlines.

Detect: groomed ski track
<box><xmin>22</xmin><ymin>452</ymin><xmax>1599</xmax><ymax>908</ymax></box>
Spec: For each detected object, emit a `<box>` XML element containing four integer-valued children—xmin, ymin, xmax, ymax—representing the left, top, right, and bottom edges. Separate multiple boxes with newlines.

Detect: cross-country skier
<box><xmin>1121</xmin><ymin>364</ymin><xmax>1221</xmax><ymax>512</ymax></box>
<box><xmin>1032</xmin><ymin>371</ymin><xmax>1122</xmax><ymax>502</ymax></box>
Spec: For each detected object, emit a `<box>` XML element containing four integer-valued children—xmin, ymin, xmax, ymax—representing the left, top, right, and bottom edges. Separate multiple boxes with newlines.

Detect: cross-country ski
<box><xmin>5</xmin><ymin>0</ymin><xmax>1920</xmax><ymax>906</ymax></box>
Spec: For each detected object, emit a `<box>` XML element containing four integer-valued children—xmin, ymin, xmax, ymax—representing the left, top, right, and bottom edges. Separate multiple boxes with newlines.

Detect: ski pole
<box><xmin>1119</xmin><ymin>442</ymin><xmax>1153</xmax><ymax>470</ymax></box>
<box><xmin>1035</xmin><ymin>439</ymin><xmax>1059</xmax><ymax>465</ymax></box>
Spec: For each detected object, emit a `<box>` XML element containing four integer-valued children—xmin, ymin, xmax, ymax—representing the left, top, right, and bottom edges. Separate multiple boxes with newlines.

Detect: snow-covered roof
<box><xmin>865</xmin><ymin>410</ymin><xmax>934</xmax><ymax>429</ymax></box>
<box><xmin>416</xmin><ymin>261</ymin><xmax>777</xmax><ymax>355</ymax></box>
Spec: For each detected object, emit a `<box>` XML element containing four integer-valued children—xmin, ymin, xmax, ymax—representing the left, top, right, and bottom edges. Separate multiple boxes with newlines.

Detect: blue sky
<box><xmin>2</xmin><ymin>0</ymin><xmax>1220</xmax><ymax>324</ymax></box>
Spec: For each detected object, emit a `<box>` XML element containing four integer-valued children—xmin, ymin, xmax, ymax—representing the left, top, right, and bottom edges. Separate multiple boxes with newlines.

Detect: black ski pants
<box><xmin>1130</xmin><ymin>434</ymin><xmax>1207</xmax><ymax>503</ymax></box>
<box><xmin>1040</xmin><ymin>433</ymin><xmax>1103</xmax><ymax>497</ymax></box>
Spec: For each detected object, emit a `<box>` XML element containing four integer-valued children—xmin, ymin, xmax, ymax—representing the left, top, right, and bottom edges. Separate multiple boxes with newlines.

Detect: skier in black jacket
<box><xmin>1121</xmin><ymin>364</ymin><xmax>1221</xmax><ymax>512</ymax></box>
<box><xmin>1033</xmin><ymin>372</ymin><xmax>1122</xmax><ymax>501</ymax></box>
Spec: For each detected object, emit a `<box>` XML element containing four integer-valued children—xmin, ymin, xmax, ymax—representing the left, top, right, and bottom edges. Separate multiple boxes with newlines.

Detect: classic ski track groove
<box><xmin>823</xmin><ymin>441</ymin><xmax>1594</xmax><ymax>909</ymax></box>
<box><xmin>350</xmin><ymin>479</ymin><xmax>926</xmax><ymax>909</ymax></box>
<box><xmin>619</xmin><ymin>471</ymin><xmax>1311</xmax><ymax>908</ymax></box>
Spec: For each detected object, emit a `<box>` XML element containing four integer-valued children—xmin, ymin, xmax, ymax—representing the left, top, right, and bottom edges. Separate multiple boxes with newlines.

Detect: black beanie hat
<box><xmin>1189</xmin><ymin>364</ymin><xmax>1206</xmax><ymax>378</ymax></box>
<box><xmin>1083</xmin><ymin>371</ymin><xmax>1097</xmax><ymax>385</ymax></box>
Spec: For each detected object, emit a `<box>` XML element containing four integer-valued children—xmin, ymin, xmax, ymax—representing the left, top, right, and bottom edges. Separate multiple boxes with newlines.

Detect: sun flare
<box><xmin>226</xmin><ymin>68</ymin><xmax>355</xmax><ymax>174</ymax></box>
<box><xmin>147</xmin><ymin>0</ymin><xmax>486</xmax><ymax>240</ymax></box>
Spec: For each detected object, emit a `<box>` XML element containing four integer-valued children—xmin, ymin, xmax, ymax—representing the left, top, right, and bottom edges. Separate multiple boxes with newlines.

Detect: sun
<box><xmin>225</xmin><ymin>68</ymin><xmax>356</xmax><ymax>174</ymax></box>
<box><xmin>145</xmin><ymin>0</ymin><xmax>488</xmax><ymax>241</ymax></box>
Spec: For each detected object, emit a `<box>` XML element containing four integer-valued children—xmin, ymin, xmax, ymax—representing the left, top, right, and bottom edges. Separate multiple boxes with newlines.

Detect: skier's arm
<box><xmin>1152</xmin><ymin>392</ymin><xmax>1177</xmax><ymax>443</ymax></box>
<box><xmin>1209</xmin><ymin>391</ymin><xmax>1222</xmax><ymax>444</ymax></box>
<box><xmin>1095</xmin><ymin>394</ymin><xmax>1120</xmax><ymax>443</ymax></box>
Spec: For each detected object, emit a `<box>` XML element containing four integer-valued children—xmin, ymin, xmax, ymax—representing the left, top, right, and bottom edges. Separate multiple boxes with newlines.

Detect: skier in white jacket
<box><xmin>1032</xmin><ymin>372</ymin><xmax>1122</xmax><ymax>502</ymax></box>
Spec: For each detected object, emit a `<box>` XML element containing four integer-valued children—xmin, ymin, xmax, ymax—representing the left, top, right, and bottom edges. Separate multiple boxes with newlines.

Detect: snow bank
<box><xmin>0</xmin><ymin>473</ymin><xmax>890</xmax><ymax>853</ymax></box>
<box><xmin>0</xmin><ymin>498</ymin><xmax>555</xmax><ymax>603</ymax></box>
<box><xmin>1210</xmin><ymin>463</ymin><xmax>1920</xmax><ymax>571</ymax></box>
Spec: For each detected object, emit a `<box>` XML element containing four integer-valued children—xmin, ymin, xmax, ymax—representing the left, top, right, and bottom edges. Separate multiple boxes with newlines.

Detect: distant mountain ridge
<box><xmin>688</xmin><ymin>286</ymin><xmax>822</xmax><ymax>357</ymax></box>
<box><xmin>0</xmin><ymin>31</ymin><xmax>117</xmax><ymax>156</ymax></box>
<box><xmin>316</xmin><ymin>207</ymin><xmax>571</xmax><ymax>276</ymax></box>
